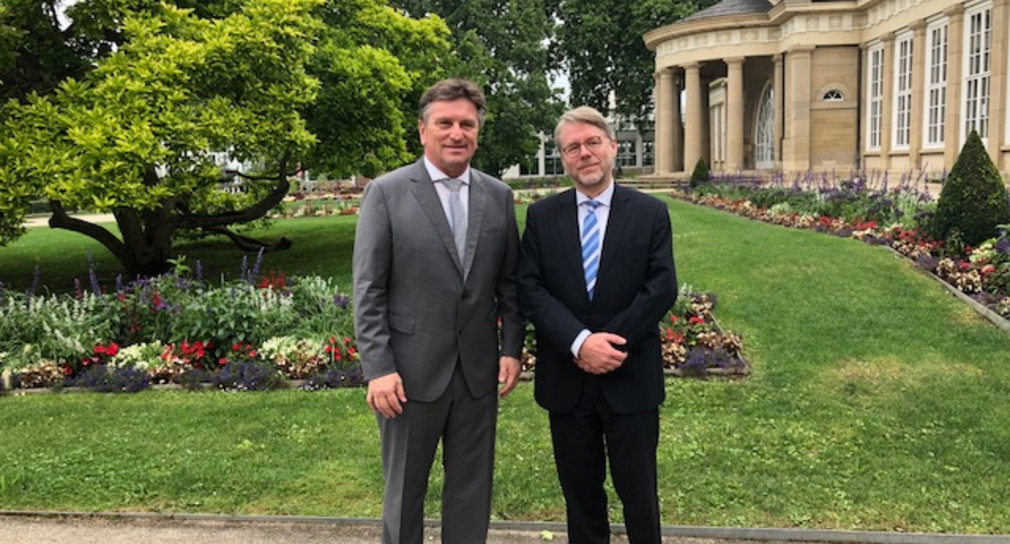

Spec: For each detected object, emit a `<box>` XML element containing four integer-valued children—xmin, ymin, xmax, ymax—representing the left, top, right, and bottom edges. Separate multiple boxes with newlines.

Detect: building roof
<box><xmin>681</xmin><ymin>0</ymin><xmax>773</xmax><ymax>23</ymax></box>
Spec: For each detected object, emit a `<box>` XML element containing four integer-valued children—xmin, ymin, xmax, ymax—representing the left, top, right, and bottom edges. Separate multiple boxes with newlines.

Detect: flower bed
<box><xmin>520</xmin><ymin>286</ymin><xmax>748</xmax><ymax>378</ymax></box>
<box><xmin>0</xmin><ymin>255</ymin><xmax>362</xmax><ymax>393</ymax></box>
<box><xmin>673</xmin><ymin>176</ymin><xmax>1010</xmax><ymax>320</ymax></box>
<box><xmin>1</xmin><ymin>258</ymin><xmax>749</xmax><ymax>394</ymax></box>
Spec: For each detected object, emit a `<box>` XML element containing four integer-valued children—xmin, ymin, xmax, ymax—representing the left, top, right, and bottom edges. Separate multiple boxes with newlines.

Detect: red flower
<box><xmin>106</xmin><ymin>343</ymin><xmax>119</xmax><ymax>357</ymax></box>
<box><xmin>689</xmin><ymin>316</ymin><xmax>706</xmax><ymax>325</ymax></box>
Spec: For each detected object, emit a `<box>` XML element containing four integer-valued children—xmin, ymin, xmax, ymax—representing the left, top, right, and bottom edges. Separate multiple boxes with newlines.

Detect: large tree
<box><xmin>392</xmin><ymin>0</ymin><xmax>564</xmax><ymax>178</ymax></box>
<box><xmin>0</xmin><ymin>0</ymin><xmax>451</xmax><ymax>277</ymax></box>
<box><xmin>303</xmin><ymin>0</ymin><xmax>452</xmax><ymax>178</ymax></box>
<box><xmin>557</xmin><ymin>0</ymin><xmax>717</xmax><ymax>128</ymax></box>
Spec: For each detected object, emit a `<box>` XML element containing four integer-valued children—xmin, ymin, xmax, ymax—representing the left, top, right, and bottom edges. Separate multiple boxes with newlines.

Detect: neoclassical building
<box><xmin>645</xmin><ymin>0</ymin><xmax>1010</xmax><ymax>179</ymax></box>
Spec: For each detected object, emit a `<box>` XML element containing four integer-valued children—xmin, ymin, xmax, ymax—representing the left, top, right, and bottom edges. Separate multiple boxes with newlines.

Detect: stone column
<box><xmin>989</xmin><ymin>0</ymin><xmax>1009</xmax><ymax>167</ymax></box>
<box><xmin>538</xmin><ymin>138</ymin><xmax>546</xmax><ymax>175</ymax></box>
<box><xmin>880</xmin><ymin>33</ymin><xmax>894</xmax><ymax>171</ymax></box>
<box><xmin>944</xmin><ymin>5</ymin><xmax>965</xmax><ymax>166</ymax></box>
<box><xmin>773</xmin><ymin>54</ymin><xmax>784</xmax><ymax>168</ymax></box>
<box><xmin>653</xmin><ymin>71</ymin><xmax>666</xmax><ymax>174</ymax></box>
<box><xmin>655</xmin><ymin>69</ymin><xmax>675</xmax><ymax>175</ymax></box>
<box><xmin>684</xmin><ymin>62</ymin><xmax>704</xmax><ymax>173</ymax></box>
<box><xmin>782</xmin><ymin>45</ymin><xmax>813</xmax><ymax>171</ymax></box>
<box><xmin>726</xmin><ymin>57</ymin><xmax>746</xmax><ymax>172</ymax></box>
<box><xmin>671</xmin><ymin>72</ymin><xmax>683</xmax><ymax>172</ymax></box>
<box><xmin>909</xmin><ymin>21</ymin><xmax>927</xmax><ymax>171</ymax></box>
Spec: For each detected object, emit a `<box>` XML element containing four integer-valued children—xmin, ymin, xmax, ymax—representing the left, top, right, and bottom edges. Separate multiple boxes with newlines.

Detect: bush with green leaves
<box><xmin>689</xmin><ymin>157</ymin><xmax>710</xmax><ymax>187</ymax></box>
<box><xmin>931</xmin><ymin>131</ymin><xmax>1010</xmax><ymax>246</ymax></box>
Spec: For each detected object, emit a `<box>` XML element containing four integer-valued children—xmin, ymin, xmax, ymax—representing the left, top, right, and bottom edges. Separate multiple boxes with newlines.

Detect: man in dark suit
<box><xmin>518</xmin><ymin>106</ymin><xmax>677</xmax><ymax>544</ymax></box>
<box><xmin>353</xmin><ymin>78</ymin><xmax>524</xmax><ymax>544</ymax></box>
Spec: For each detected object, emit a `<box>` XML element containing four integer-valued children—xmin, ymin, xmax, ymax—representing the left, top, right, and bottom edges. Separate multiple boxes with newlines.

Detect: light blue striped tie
<box><xmin>581</xmin><ymin>200</ymin><xmax>602</xmax><ymax>299</ymax></box>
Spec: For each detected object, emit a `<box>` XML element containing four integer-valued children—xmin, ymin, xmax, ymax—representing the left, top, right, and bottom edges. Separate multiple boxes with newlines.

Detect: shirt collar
<box><xmin>576</xmin><ymin>182</ymin><xmax>614</xmax><ymax>208</ymax></box>
<box><xmin>423</xmin><ymin>156</ymin><xmax>470</xmax><ymax>186</ymax></box>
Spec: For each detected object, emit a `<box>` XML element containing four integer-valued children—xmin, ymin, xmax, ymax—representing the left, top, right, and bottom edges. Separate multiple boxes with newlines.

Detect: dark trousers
<box><xmin>549</xmin><ymin>376</ymin><xmax>661</xmax><ymax>544</ymax></box>
<box><xmin>378</xmin><ymin>365</ymin><xmax>497</xmax><ymax>544</ymax></box>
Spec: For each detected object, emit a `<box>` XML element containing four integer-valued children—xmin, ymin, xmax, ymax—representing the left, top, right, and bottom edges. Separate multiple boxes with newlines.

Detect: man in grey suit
<box><xmin>352</xmin><ymin>78</ymin><xmax>524</xmax><ymax>544</ymax></box>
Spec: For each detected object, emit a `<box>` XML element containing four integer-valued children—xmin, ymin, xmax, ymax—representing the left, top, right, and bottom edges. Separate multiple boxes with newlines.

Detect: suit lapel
<box><xmin>463</xmin><ymin>171</ymin><xmax>488</xmax><ymax>280</ymax></box>
<box><xmin>552</xmin><ymin>189</ymin><xmax>585</xmax><ymax>295</ymax></box>
<box><xmin>408</xmin><ymin>163</ymin><xmax>465</xmax><ymax>276</ymax></box>
<box><xmin>597</xmin><ymin>184</ymin><xmax>631</xmax><ymax>294</ymax></box>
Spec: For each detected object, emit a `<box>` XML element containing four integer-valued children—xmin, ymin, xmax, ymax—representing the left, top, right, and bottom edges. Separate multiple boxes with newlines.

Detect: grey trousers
<box><xmin>377</xmin><ymin>366</ymin><xmax>498</xmax><ymax>544</ymax></box>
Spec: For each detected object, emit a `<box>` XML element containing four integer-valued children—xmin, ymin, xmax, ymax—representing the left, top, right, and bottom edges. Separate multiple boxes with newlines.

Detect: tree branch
<box><xmin>203</xmin><ymin>226</ymin><xmax>292</xmax><ymax>253</ymax></box>
<box><xmin>48</xmin><ymin>200</ymin><xmax>128</xmax><ymax>262</ymax></box>
<box><xmin>170</xmin><ymin>152</ymin><xmax>294</xmax><ymax>230</ymax></box>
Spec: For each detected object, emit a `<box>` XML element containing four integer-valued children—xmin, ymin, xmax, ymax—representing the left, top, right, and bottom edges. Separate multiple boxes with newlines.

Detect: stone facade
<box><xmin>645</xmin><ymin>0</ymin><xmax>1010</xmax><ymax>180</ymax></box>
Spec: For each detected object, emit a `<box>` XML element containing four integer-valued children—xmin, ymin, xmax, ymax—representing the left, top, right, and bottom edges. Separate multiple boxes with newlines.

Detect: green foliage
<box><xmin>0</xmin><ymin>269</ymin><xmax>353</xmax><ymax>376</ymax></box>
<box><xmin>931</xmin><ymin>131</ymin><xmax>1010</xmax><ymax>246</ymax></box>
<box><xmin>0</xmin><ymin>0</ymin><xmax>92</xmax><ymax>104</ymax></box>
<box><xmin>557</xmin><ymin>0</ymin><xmax>716</xmax><ymax>126</ymax></box>
<box><xmin>689</xmin><ymin>156</ymin><xmax>709</xmax><ymax>187</ymax></box>
<box><xmin>302</xmin><ymin>0</ymin><xmax>453</xmax><ymax>178</ymax></box>
<box><xmin>392</xmin><ymin>0</ymin><xmax>563</xmax><ymax>178</ymax></box>
<box><xmin>0</xmin><ymin>0</ymin><xmax>323</xmax><ymax>274</ymax></box>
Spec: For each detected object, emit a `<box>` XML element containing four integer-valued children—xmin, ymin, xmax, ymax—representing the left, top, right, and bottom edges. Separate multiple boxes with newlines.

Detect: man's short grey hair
<box><xmin>419</xmin><ymin>78</ymin><xmax>487</xmax><ymax>128</ymax></box>
<box><xmin>554</xmin><ymin>106</ymin><xmax>615</xmax><ymax>147</ymax></box>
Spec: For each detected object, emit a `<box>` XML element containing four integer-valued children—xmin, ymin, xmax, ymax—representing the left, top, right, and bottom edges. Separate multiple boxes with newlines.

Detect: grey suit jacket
<box><xmin>353</xmin><ymin>159</ymin><xmax>524</xmax><ymax>402</ymax></box>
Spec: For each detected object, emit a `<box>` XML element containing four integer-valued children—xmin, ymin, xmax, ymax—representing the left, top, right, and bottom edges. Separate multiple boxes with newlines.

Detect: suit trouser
<box><xmin>549</xmin><ymin>376</ymin><xmax>661</xmax><ymax>544</ymax></box>
<box><xmin>377</xmin><ymin>365</ymin><xmax>498</xmax><ymax>544</ymax></box>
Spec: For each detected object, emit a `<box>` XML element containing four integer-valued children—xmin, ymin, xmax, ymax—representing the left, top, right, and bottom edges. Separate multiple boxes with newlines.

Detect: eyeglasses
<box><xmin>560</xmin><ymin>137</ymin><xmax>605</xmax><ymax>158</ymax></box>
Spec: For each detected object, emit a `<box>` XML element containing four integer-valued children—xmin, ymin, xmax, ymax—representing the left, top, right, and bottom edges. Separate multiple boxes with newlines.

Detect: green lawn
<box><xmin>0</xmin><ymin>214</ymin><xmax>358</xmax><ymax>292</ymax></box>
<box><xmin>2</xmin><ymin>196</ymin><xmax>1009</xmax><ymax>533</ymax></box>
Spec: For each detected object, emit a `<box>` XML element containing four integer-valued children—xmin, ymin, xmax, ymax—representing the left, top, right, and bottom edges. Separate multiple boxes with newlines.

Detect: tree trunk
<box><xmin>47</xmin><ymin>158</ymin><xmax>295</xmax><ymax>278</ymax></box>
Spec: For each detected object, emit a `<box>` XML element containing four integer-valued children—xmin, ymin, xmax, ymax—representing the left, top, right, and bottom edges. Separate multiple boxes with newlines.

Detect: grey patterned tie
<box><xmin>441</xmin><ymin>178</ymin><xmax>467</xmax><ymax>262</ymax></box>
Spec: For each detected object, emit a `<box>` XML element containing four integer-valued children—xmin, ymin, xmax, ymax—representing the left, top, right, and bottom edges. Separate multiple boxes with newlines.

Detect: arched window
<box><xmin>823</xmin><ymin>89</ymin><xmax>844</xmax><ymax>101</ymax></box>
<box><xmin>754</xmin><ymin>82</ymin><xmax>774</xmax><ymax>169</ymax></box>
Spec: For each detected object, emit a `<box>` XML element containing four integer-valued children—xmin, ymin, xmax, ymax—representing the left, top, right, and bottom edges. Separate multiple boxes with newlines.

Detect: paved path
<box><xmin>22</xmin><ymin>213</ymin><xmax>117</xmax><ymax>229</ymax></box>
<box><xmin>0</xmin><ymin>515</ymin><xmax>773</xmax><ymax>544</ymax></box>
<box><xmin>1</xmin><ymin>513</ymin><xmax>1006</xmax><ymax>544</ymax></box>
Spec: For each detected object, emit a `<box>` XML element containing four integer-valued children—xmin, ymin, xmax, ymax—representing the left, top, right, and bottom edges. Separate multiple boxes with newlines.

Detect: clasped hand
<box><xmin>575</xmin><ymin>332</ymin><xmax>627</xmax><ymax>374</ymax></box>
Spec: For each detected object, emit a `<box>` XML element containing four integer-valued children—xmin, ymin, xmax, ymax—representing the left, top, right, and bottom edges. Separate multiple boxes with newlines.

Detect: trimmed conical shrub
<box><xmin>931</xmin><ymin>131</ymin><xmax>1010</xmax><ymax>247</ymax></box>
<box><xmin>689</xmin><ymin>156</ymin><xmax>710</xmax><ymax>188</ymax></box>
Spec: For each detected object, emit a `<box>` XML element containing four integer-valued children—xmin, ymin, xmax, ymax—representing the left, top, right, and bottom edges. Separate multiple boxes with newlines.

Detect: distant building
<box><xmin>503</xmin><ymin>98</ymin><xmax>654</xmax><ymax>179</ymax></box>
<box><xmin>645</xmin><ymin>0</ymin><xmax>1009</xmax><ymax>179</ymax></box>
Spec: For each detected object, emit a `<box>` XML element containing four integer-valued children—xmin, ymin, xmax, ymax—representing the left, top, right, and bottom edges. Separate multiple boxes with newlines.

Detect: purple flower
<box><xmin>87</xmin><ymin>252</ymin><xmax>101</xmax><ymax>295</ymax></box>
<box><xmin>250</xmin><ymin>248</ymin><xmax>264</xmax><ymax>285</ymax></box>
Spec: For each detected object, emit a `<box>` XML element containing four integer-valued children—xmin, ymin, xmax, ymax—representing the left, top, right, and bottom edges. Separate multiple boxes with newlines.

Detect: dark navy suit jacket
<box><xmin>518</xmin><ymin>183</ymin><xmax>677</xmax><ymax>414</ymax></box>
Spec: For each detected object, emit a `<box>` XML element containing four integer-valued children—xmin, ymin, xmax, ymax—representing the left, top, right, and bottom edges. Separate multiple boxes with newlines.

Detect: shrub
<box><xmin>931</xmin><ymin>131</ymin><xmax>1010</xmax><ymax>246</ymax></box>
<box><xmin>211</xmin><ymin>360</ymin><xmax>285</xmax><ymax>392</ymax></box>
<box><xmin>69</xmin><ymin>364</ymin><xmax>151</xmax><ymax>393</ymax></box>
<box><xmin>690</xmin><ymin>157</ymin><xmax>710</xmax><ymax>188</ymax></box>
